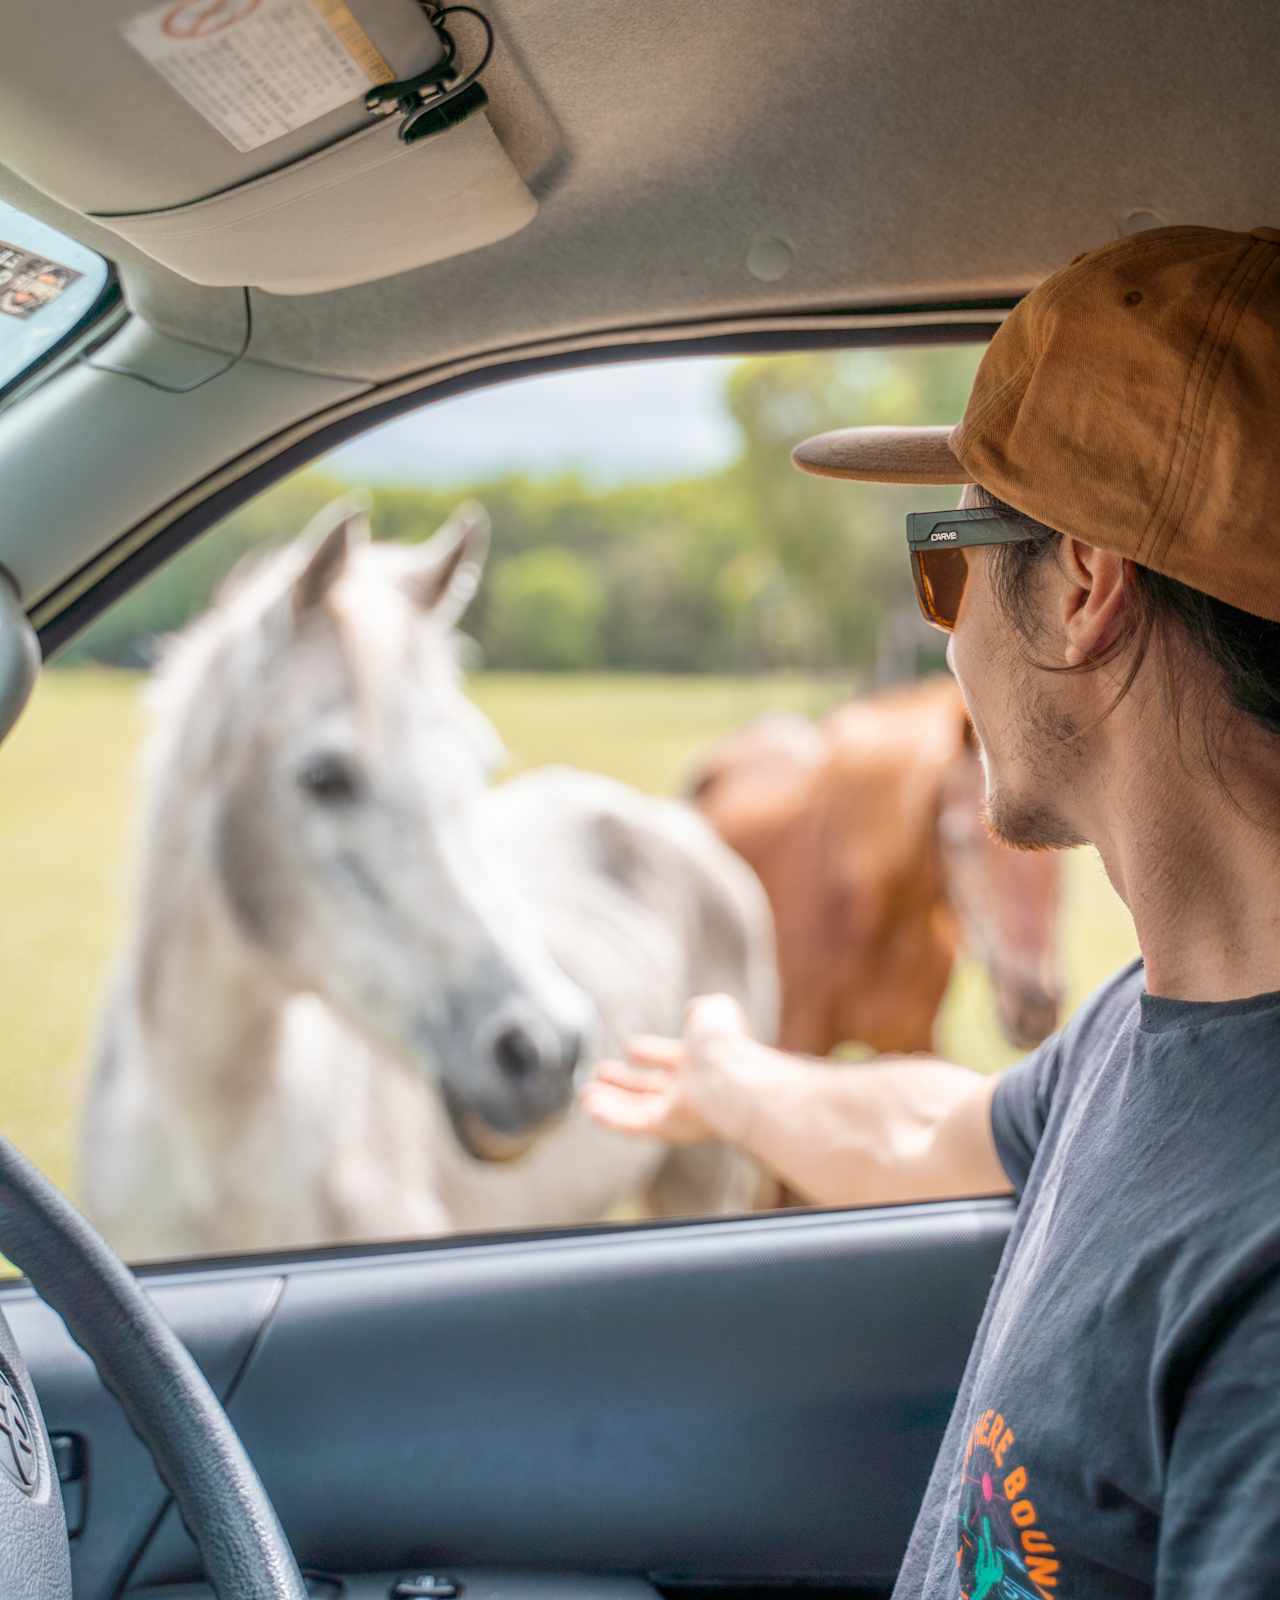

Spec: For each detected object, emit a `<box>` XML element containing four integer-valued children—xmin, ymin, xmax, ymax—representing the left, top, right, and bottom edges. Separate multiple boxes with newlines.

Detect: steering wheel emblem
<box><xmin>0</xmin><ymin>1370</ymin><xmax>37</xmax><ymax>1494</ymax></box>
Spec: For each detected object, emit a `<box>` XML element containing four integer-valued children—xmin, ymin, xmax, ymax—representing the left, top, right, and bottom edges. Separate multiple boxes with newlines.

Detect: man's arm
<box><xmin>580</xmin><ymin>995</ymin><xmax>1011</xmax><ymax>1207</ymax></box>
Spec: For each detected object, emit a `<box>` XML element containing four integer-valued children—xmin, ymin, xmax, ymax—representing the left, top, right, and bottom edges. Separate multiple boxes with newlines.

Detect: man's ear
<box><xmin>1057</xmin><ymin>539</ymin><xmax>1132</xmax><ymax>666</ymax></box>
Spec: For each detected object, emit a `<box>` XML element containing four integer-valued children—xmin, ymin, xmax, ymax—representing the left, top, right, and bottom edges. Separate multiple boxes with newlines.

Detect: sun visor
<box><xmin>6</xmin><ymin>0</ymin><xmax>536</xmax><ymax>296</ymax></box>
<box><xmin>96</xmin><ymin>111</ymin><xmax>536</xmax><ymax>295</ymax></box>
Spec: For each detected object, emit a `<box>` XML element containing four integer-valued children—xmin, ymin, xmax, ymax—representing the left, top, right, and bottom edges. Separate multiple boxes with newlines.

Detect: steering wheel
<box><xmin>0</xmin><ymin>1136</ymin><xmax>307</xmax><ymax>1599</ymax></box>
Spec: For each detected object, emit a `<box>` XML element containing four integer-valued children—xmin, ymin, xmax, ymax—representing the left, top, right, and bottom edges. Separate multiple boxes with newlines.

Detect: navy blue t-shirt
<box><xmin>892</xmin><ymin>958</ymin><xmax>1280</xmax><ymax>1598</ymax></box>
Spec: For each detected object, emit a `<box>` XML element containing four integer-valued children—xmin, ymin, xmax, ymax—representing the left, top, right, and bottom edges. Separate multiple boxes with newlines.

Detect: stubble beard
<box><xmin>982</xmin><ymin>679</ymin><xmax>1090</xmax><ymax>853</ymax></box>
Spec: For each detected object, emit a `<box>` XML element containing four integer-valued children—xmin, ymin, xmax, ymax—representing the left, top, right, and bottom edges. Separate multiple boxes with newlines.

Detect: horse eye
<box><xmin>297</xmin><ymin>751</ymin><xmax>361</xmax><ymax>804</ymax></box>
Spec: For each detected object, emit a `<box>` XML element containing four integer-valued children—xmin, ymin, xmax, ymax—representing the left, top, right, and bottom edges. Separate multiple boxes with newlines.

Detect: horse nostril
<box><xmin>493</xmin><ymin>1023</ymin><xmax>544</xmax><ymax>1082</ymax></box>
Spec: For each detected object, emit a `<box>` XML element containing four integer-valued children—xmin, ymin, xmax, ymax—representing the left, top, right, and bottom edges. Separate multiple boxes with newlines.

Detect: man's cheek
<box><xmin>975</xmin><ymin>738</ymin><xmax>993</xmax><ymax>795</ymax></box>
<box><xmin>947</xmin><ymin>624</ymin><xmax>981</xmax><ymax>711</ymax></box>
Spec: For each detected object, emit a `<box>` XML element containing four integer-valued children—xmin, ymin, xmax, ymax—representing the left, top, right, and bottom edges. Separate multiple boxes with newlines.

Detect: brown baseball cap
<box><xmin>792</xmin><ymin>225</ymin><xmax>1280</xmax><ymax>622</ymax></box>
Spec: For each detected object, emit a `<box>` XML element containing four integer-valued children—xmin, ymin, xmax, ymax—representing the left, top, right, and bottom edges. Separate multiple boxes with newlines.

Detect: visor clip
<box><xmin>364</xmin><ymin>3</ymin><xmax>494</xmax><ymax>146</ymax></box>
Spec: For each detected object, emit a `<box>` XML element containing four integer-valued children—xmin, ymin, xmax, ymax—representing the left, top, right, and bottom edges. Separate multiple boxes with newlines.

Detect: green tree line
<box><xmin>61</xmin><ymin>345</ymin><xmax>981</xmax><ymax>675</ymax></box>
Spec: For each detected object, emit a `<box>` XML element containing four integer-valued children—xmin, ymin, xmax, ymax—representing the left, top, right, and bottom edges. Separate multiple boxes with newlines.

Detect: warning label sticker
<box><xmin>0</xmin><ymin>242</ymin><xmax>82</xmax><ymax>321</ymax></box>
<box><xmin>121</xmin><ymin>0</ymin><xmax>395</xmax><ymax>154</ymax></box>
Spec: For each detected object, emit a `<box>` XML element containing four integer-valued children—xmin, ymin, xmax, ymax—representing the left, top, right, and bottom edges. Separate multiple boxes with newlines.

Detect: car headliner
<box><xmin>1</xmin><ymin>0</ymin><xmax>1277</xmax><ymax>640</ymax></box>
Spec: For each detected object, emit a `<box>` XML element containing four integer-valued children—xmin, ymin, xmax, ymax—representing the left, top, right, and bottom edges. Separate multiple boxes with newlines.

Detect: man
<box><xmin>582</xmin><ymin>224</ymin><xmax>1280</xmax><ymax>1595</ymax></box>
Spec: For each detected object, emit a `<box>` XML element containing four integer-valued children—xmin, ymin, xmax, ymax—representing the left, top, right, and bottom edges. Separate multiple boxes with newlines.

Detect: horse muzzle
<box><xmin>437</xmin><ymin>1001</ymin><xmax>589</xmax><ymax>1158</ymax></box>
<box><xmin>997</xmin><ymin>980</ymin><xmax>1065</xmax><ymax>1051</ymax></box>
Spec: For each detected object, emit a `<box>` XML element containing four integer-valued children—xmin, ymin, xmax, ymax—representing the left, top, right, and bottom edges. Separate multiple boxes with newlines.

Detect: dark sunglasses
<box><xmin>906</xmin><ymin>508</ymin><xmax>1036</xmax><ymax>633</ymax></box>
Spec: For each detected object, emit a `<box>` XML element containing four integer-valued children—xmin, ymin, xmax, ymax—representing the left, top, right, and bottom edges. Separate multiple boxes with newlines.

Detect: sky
<box><xmin>328</xmin><ymin>355</ymin><xmax>743</xmax><ymax>487</ymax></box>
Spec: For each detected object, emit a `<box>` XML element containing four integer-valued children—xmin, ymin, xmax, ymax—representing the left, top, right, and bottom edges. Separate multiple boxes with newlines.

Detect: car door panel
<box><xmin>4</xmin><ymin>1199</ymin><xmax>1012</xmax><ymax>1598</ymax></box>
<box><xmin>135</xmin><ymin>1573</ymin><xmax>663</xmax><ymax>1599</ymax></box>
<box><xmin>1</xmin><ymin>1274</ymin><xmax>282</xmax><ymax>1599</ymax></box>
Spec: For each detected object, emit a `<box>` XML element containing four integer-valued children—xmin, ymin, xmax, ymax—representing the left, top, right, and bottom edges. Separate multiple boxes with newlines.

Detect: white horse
<box><xmin>80</xmin><ymin>500</ymin><xmax>778</xmax><ymax>1261</ymax></box>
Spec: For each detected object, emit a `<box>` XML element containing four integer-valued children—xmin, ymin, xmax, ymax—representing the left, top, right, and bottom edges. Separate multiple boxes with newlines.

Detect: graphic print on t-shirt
<box><xmin>956</xmin><ymin>1407</ymin><xmax>1060</xmax><ymax>1599</ymax></box>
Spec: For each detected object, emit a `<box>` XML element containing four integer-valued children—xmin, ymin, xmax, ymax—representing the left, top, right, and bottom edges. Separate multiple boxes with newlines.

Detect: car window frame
<box><xmin>11</xmin><ymin>321</ymin><xmax>1013</xmax><ymax>1279</ymax></box>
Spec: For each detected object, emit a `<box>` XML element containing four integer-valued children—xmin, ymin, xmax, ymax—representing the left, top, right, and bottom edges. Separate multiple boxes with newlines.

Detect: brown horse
<box><xmin>689</xmin><ymin>677</ymin><xmax>1064</xmax><ymax>1059</ymax></box>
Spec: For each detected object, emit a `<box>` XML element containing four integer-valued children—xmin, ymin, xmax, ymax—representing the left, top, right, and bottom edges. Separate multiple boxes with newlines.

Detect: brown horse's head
<box><xmin>937</xmin><ymin>713</ymin><xmax>1066</xmax><ymax>1050</ymax></box>
<box><xmin>689</xmin><ymin>681</ymin><xmax>1065</xmax><ymax>1059</ymax></box>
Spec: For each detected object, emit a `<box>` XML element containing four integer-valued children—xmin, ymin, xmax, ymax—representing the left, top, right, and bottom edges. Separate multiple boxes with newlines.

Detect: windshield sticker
<box><xmin>0</xmin><ymin>243</ymin><xmax>83</xmax><ymax>322</ymax></box>
<box><xmin>121</xmin><ymin>0</ymin><xmax>394</xmax><ymax>154</ymax></box>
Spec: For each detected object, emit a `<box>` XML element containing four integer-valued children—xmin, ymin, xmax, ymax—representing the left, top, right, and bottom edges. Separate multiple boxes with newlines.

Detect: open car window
<box><xmin>0</xmin><ymin>201</ymin><xmax>112</xmax><ymax>397</ymax></box>
<box><xmin>2</xmin><ymin>346</ymin><xmax>1137</xmax><ymax>1266</ymax></box>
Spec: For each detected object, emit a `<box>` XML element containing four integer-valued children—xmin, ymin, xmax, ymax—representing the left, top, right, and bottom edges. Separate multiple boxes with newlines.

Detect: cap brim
<box><xmin>791</xmin><ymin>425</ymin><xmax>972</xmax><ymax>485</ymax></box>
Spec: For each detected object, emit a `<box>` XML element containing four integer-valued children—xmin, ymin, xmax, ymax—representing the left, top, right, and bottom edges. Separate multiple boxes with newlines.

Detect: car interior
<box><xmin>1</xmin><ymin>2</ymin><xmax>1278</xmax><ymax>1597</ymax></box>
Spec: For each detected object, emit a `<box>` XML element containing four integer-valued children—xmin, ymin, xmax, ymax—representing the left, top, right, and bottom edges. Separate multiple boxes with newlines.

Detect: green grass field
<box><xmin>0</xmin><ymin>668</ymin><xmax>1138</xmax><ymax>1210</ymax></box>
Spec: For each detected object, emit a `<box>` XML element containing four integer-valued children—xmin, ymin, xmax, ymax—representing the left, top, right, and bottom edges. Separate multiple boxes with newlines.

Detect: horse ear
<box><xmin>292</xmin><ymin>497</ymin><xmax>370</xmax><ymax>616</ymax></box>
<box><xmin>399</xmin><ymin>501</ymin><xmax>490</xmax><ymax>623</ymax></box>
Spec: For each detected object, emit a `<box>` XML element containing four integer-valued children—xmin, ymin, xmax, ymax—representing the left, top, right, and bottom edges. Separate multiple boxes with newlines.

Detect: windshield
<box><xmin>0</xmin><ymin>201</ymin><xmax>111</xmax><ymax>393</ymax></box>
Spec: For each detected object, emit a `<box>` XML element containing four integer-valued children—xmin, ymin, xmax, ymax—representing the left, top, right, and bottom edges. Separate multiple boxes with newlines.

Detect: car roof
<box><xmin>1</xmin><ymin>0</ymin><xmax>1277</xmax><ymax>644</ymax></box>
<box><xmin>5</xmin><ymin>0</ymin><xmax>1278</xmax><ymax>384</ymax></box>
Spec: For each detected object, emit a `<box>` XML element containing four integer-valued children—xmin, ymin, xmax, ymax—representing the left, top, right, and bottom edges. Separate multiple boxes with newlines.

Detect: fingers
<box><xmin>587</xmin><ymin>1035</ymin><xmax>681</xmax><ymax>1092</ymax></box>
<box><xmin>579</xmin><ymin>1080</ymin><xmax>668</xmax><ymax>1136</ymax></box>
<box><xmin>591</xmin><ymin>1058</ymin><xmax>670</xmax><ymax>1093</ymax></box>
<box><xmin>623</xmin><ymin>1035</ymin><xmax>682</xmax><ymax>1070</ymax></box>
<box><xmin>580</xmin><ymin>1044</ymin><xmax>682</xmax><ymax>1139</ymax></box>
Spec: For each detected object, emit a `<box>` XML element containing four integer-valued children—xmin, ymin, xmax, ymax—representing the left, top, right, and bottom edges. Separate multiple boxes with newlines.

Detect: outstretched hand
<box><xmin>579</xmin><ymin>993</ymin><xmax>753</xmax><ymax>1146</ymax></box>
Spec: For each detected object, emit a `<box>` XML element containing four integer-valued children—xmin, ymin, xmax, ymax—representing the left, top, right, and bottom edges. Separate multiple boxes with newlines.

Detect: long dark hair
<box><xmin>973</xmin><ymin>484</ymin><xmax>1280</xmax><ymax>764</ymax></box>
